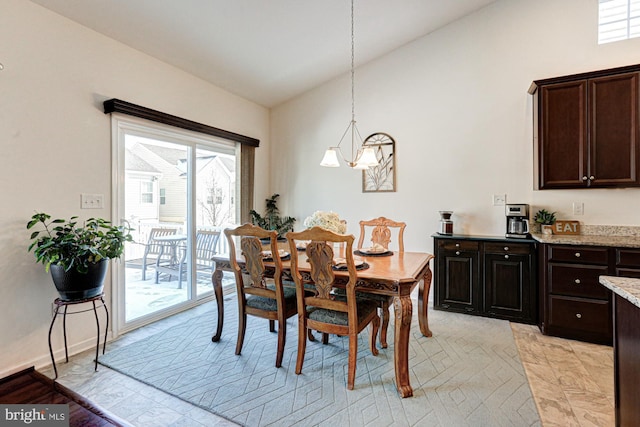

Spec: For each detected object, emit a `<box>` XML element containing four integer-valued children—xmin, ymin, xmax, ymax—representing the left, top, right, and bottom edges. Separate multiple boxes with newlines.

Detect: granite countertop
<box><xmin>531</xmin><ymin>233</ymin><xmax>640</xmax><ymax>247</ymax></box>
<box><xmin>531</xmin><ymin>224</ymin><xmax>640</xmax><ymax>248</ymax></box>
<box><xmin>600</xmin><ymin>276</ymin><xmax>640</xmax><ymax>308</ymax></box>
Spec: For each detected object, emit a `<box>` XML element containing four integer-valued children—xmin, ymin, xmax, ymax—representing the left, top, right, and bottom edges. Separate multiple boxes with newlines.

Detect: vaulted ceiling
<box><xmin>30</xmin><ymin>0</ymin><xmax>497</xmax><ymax>107</ymax></box>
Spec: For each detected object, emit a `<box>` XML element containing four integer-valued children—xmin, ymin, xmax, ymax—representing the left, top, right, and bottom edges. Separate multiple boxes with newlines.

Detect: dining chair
<box><xmin>357</xmin><ymin>216</ymin><xmax>406</xmax><ymax>348</ymax></box>
<box><xmin>286</xmin><ymin>226</ymin><xmax>379</xmax><ymax>390</ymax></box>
<box><xmin>225</xmin><ymin>223</ymin><xmax>297</xmax><ymax>368</ymax></box>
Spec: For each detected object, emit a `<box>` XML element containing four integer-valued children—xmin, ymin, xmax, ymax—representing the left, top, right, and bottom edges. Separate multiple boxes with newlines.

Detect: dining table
<box><xmin>209</xmin><ymin>248</ymin><xmax>435</xmax><ymax>398</ymax></box>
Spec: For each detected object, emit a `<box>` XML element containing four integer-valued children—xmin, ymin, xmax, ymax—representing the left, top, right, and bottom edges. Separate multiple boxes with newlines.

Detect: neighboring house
<box><xmin>125</xmin><ymin>139</ymin><xmax>235</xmax><ymax>231</ymax></box>
<box><xmin>192</xmin><ymin>155</ymin><xmax>236</xmax><ymax>228</ymax></box>
<box><xmin>124</xmin><ymin>145</ymin><xmax>163</xmax><ymax>226</ymax></box>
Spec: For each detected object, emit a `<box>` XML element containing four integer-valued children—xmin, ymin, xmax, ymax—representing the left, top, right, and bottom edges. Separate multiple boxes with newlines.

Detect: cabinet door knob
<box><xmin>575</xmin><ymin>279</ymin><xmax>581</xmax><ymax>284</ymax></box>
<box><xmin>504</xmin><ymin>254</ymin><xmax>509</xmax><ymax>259</ymax></box>
<box><xmin>582</xmin><ymin>176</ymin><xmax>588</xmax><ymax>181</ymax></box>
<box><xmin>575</xmin><ymin>252</ymin><xmax>581</xmax><ymax>257</ymax></box>
<box><xmin>455</xmin><ymin>251</ymin><xmax>460</xmax><ymax>255</ymax></box>
<box><xmin>455</xmin><ymin>243</ymin><xmax>460</xmax><ymax>247</ymax></box>
<box><xmin>589</xmin><ymin>175</ymin><xmax>595</xmax><ymax>180</ymax></box>
<box><xmin>576</xmin><ymin>313</ymin><xmax>582</xmax><ymax>319</ymax></box>
<box><xmin>504</xmin><ymin>246</ymin><xmax>509</xmax><ymax>251</ymax></box>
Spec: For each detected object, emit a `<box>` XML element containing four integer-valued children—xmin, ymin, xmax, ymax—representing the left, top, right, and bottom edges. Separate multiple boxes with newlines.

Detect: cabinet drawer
<box><xmin>547</xmin><ymin>246</ymin><xmax>609</xmax><ymax>264</ymax></box>
<box><xmin>438</xmin><ymin>240</ymin><xmax>479</xmax><ymax>251</ymax></box>
<box><xmin>484</xmin><ymin>242</ymin><xmax>531</xmax><ymax>255</ymax></box>
<box><xmin>549</xmin><ymin>264</ymin><xmax>611</xmax><ymax>299</ymax></box>
<box><xmin>548</xmin><ymin>295</ymin><xmax>611</xmax><ymax>338</ymax></box>
<box><xmin>617</xmin><ymin>248</ymin><xmax>640</xmax><ymax>268</ymax></box>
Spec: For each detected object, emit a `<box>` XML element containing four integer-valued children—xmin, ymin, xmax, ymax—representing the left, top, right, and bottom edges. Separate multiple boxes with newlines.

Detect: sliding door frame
<box><xmin>107</xmin><ymin>100</ymin><xmax>259</xmax><ymax>337</ymax></box>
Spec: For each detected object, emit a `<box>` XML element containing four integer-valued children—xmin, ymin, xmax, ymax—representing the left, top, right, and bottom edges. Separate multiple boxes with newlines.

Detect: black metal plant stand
<box><xmin>47</xmin><ymin>293</ymin><xmax>108</xmax><ymax>380</ymax></box>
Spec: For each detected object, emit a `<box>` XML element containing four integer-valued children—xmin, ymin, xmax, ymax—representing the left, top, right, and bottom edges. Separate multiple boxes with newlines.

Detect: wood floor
<box><xmin>0</xmin><ymin>367</ymin><xmax>133</xmax><ymax>426</ymax></box>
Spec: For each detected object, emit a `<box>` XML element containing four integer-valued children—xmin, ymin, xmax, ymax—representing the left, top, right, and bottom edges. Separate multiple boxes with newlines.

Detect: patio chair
<box><xmin>225</xmin><ymin>223</ymin><xmax>297</xmax><ymax>368</ymax></box>
<box><xmin>155</xmin><ymin>229</ymin><xmax>221</xmax><ymax>289</ymax></box>
<box><xmin>286</xmin><ymin>227</ymin><xmax>379</xmax><ymax>390</ymax></box>
<box><xmin>126</xmin><ymin>228</ymin><xmax>177</xmax><ymax>280</ymax></box>
<box><xmin>193</xmin><ymin>229</ymin><xmax>221</xmax><ymax>282</ymax></box>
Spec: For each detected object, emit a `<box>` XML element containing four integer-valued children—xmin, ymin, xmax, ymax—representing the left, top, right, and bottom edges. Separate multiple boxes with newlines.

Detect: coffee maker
<box><xmin>505</xmin><ymin>204</ymin><xmax>530</xmax><ymax>239</ymax></box>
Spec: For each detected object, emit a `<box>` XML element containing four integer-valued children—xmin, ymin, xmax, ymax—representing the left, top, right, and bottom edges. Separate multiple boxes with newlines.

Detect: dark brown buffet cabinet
<box><xmin>433</xmin><ymin>235</ymin><xmax>537</xmax><ymax>324</ymax></box>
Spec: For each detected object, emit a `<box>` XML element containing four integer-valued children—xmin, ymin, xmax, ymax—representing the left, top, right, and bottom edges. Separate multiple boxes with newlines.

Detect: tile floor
<box><xmin>42</xmin><ymin>303</ymin><xmax>615</xmax><ymax>427</ymax></box>
<box><xmin>511</xmin><ymin>323</ymin><xmax>614</xmax><ymax>427</ymax></box>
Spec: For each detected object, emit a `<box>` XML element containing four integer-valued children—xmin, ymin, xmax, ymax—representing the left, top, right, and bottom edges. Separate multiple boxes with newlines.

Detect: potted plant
<box><xmin>27</xmin><ymin>212</ymin><xmax>132</xmax><ymax>300</ymax></box>
<box><xmin>249</xmin><ymin>194</ymin><xmax>296</xmax><ymax>240</ymax></box>
<box><xmin>534</xmin><ymin>209</ymin><xmax>556</xmax><ymax>235</ymax></box>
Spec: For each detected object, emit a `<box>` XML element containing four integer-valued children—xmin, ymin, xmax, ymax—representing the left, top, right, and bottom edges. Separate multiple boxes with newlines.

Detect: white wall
<box><xmin>271</xmin><ymin>0</ymin><xmax>640</xmax><ymax>252</ymax></box>
<box><xmin>0</xmin><ymin>0</ymin><xmax>270</xmax><ymax>376</ymax></box>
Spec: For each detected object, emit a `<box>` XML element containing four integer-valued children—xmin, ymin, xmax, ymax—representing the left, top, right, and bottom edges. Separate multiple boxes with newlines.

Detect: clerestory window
<box><xmin>598</xmin><ymin>0</ymin><xmax>640</xmax><ymax>44</ymax></box>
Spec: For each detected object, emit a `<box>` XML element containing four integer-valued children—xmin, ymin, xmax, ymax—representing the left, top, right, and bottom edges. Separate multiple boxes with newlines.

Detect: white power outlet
<box><xmin>81</xmin><ymin>193</ymin><xmax>104</xmax><ymax>209</ymax></box>
<box><xmin>493</xmin><ymin>194</ymin><xmax>506</xmax><ymax>206</ymax></box>
<box><xmin>573</xmin><ymin>202</ymin><xmax>584</xmax><ymax>215</ymax></box>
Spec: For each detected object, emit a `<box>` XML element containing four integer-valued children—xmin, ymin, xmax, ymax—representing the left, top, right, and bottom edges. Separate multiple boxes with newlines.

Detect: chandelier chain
<box><xmin>351</xmin><ymin>0</ymin><xmax>355</xmax><ymax>122</ymax></box>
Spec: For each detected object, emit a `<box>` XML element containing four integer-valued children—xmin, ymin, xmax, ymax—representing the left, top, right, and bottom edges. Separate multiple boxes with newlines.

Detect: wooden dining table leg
<box><xmin>210</xmin><ymin>264</ymin><xmax>224</xmax><ymax>342</ymax></box>
<box><xmin>394</xmin><ymin>295</ymin><xmax>414</xmax><ymax>398</ymax></box>
<box><xmin>418</xmin><ymin>263</ymin><xmax>433</xmax><ymax>337</ymax></box>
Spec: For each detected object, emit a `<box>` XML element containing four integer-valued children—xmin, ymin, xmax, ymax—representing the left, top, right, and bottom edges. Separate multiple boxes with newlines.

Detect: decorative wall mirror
<box><xmin>362</xmin><ymin>132</ymin><xmax>396</xmax><ymax>192</ymax></box>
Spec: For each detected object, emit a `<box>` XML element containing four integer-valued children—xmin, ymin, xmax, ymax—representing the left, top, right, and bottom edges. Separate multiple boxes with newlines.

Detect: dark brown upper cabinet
<box><xmin>530</xmin><ymin>65</ymin><xmax>640</xmax><ymax>189</ymax></box>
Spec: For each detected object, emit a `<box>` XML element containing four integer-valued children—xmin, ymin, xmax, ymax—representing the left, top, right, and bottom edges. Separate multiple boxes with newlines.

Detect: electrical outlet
<box><xmin>492</xmin><ymin>194</ymin><xmax>506</xmax><ymax>206</ymax></box>
<box><xmin>81</xmin><ymin>193</ymin><xmax>104</xmax><ymax>209</ymax></box>
<box><xmin>573</xmin><ymin>202</ymin><xmax>584</xmax><ymax>215</ymax></box>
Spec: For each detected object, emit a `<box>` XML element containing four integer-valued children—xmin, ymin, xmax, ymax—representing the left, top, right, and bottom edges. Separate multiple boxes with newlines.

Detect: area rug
<box><xmin>99</xmin><ymin>299</ymin><xmax>540</xmax><ymax>426</ymax></box>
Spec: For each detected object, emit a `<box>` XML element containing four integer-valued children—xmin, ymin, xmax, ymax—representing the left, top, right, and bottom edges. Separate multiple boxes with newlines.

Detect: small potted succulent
<box><xmin>534</xmin><ymin>209</ymin><xmax>556</xmax><ymax>235</ymax></box>
<box><xmin>27</xmin><ymin>212</ymin><xmax>132</xmax><ymax>300</ymax></box>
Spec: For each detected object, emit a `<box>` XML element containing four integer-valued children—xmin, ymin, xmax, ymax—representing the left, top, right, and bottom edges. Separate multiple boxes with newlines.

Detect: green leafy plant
<box><xmin>534</xmin><ymin>209</ymin><xmax>557</xmax><ymax>225</ymax></box>
<box><xmin>249</xmin><ymin>194</ymin><xmax>296</xmax><ymax>239</ymax></box>
<box><xmin>27</xmin><ymin>212</ymin><xmax>133</xmax><ymax>273</ymax></box>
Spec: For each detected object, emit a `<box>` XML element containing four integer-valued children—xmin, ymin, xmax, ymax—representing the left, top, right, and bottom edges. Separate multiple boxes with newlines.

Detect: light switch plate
<box><xmin>493</xmin><ymin>194</ymin><xmax>506</xmax><ymax>206</ymax></box>
<box><xmin>81</xmin><ymin>193</ymin><xmax>104</xmax><ymax>209</ymax></box>
<box><xmin>573</xmin><ymin>202</ymin><xmax>584</xmax><ymax>215</ymax></box>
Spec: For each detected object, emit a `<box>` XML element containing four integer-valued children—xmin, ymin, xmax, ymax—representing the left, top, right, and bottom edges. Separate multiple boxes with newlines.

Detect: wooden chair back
<box><xmin>357</xmin><ymin>217</ymin><xmax>406</xmax><ymax>252</ymax></box>
<box><xmin>286</xmin><ymin>227</ymin><xmax>358</xmax><ymax>332</ymax></box>
<box><xmin>224</xmin><ymin>224</ymin><xmax>285</xmax><ymax>307</ymax></box>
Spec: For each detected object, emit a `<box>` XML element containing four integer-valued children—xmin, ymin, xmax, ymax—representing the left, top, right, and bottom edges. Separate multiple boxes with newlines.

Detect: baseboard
<box><xmin>0</xmin><ymin>332</ymin><xmax>114</xmax><ymax>380</ymax></box>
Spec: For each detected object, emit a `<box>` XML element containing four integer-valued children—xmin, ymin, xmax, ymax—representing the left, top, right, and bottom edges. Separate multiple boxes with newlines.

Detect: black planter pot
<box><xmin>49</xmin><ymin>259</ymin><xmax>109</xmax><ymax>301</ymax></box>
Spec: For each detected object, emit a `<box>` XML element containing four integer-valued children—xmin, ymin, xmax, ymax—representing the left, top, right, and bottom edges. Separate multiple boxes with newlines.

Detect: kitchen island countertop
<box><xmin>600</xmin><ymin>275</ymin><xmax>640</xmax><ymax>309</ymax></box>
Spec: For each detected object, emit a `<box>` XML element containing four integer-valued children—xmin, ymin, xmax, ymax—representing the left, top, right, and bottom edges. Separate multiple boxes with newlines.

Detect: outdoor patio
<box><xmin>125</xmin><ymin>265</ymin><xmax>236</xmax><ymax>321</ymax></box>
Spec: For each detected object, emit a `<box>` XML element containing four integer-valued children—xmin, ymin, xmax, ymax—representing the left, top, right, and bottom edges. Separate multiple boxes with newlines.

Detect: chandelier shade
<box><xmin>320</xmin><ymin>147</ymin><xmax>340</xmax><ymax>167</ymax></box>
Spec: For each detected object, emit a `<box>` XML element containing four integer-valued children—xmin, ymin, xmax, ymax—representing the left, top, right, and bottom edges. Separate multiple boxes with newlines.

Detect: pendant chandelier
<box><xmin>320</xmin><ymin>0</ymin><xmax>378</xmax><ymax>170</ymax></box>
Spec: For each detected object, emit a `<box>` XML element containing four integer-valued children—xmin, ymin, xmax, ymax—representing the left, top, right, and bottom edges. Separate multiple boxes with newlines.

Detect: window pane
<box><xmin>195</xmin><ymin>145</ymin><xmax>236</xmax><ymax>297</ymax></box>
<box><xmin>124</xmin><ymin>135</ymin><xmax>189</xmax><ymax>321</ymax></box>
<box><xmin>599</xmin><ymin>0</ymin><xmax>640</xmax><ymax>43</ymax></box>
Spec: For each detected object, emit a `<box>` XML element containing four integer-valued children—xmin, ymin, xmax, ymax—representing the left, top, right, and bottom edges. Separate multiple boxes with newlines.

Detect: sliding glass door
<box><xmin>112</xmin><ymin>115</ymin><xmax>239</xmax><ymax>333</ymax></box>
